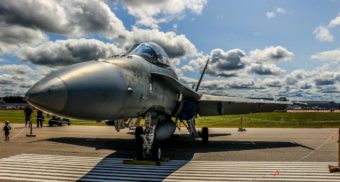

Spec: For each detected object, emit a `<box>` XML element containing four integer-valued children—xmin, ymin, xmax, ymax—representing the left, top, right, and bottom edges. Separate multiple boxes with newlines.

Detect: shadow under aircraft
<box><xmin>46</xmin><ymin>134</ymin><xmax>313</xmax><ymax>181</ymax></box>
<box><xmin>47</xmin><ymin>134</ymin><xmax>313</xmax><ymax>160</ymax></box>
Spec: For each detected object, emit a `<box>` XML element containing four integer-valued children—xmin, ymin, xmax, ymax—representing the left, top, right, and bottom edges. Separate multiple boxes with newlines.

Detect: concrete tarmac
<box><xmin>0</xmin><ymin>124</ymin><xmax>339</xmax><ymax>162</ymax></box>
<box><xmin>1</xmin><ymin>124</ymin><xmax>340</xmax><ymax>181</ymax></box>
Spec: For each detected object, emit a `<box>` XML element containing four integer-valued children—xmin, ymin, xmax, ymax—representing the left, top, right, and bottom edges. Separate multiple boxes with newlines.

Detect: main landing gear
<box><xmin>201</xmin><ymin>127</ymin><xmax>208</xmax><ymax>143</ymax></box>
<box><xmin>182</xmin><ymin>118</ymin><xmax>209</xmax><ymax>143</ymax></box>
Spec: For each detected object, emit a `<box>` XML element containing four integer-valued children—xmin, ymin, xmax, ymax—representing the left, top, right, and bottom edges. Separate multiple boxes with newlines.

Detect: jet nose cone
<box><xmin>26</xmin><ymin>77</ymin><xmax>67</xmax><ymax>113</ymax></box>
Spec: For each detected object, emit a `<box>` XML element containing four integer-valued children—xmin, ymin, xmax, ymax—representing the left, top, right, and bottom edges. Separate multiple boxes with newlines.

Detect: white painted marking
<box><xmin>0</xmin><ymin>154</ymin><xmax>338</xmax><ymax>182</ymax></box>
<box><xmin>11</xmin><ymin>126</ymin><xmax>26</xmax><ymax>140</ymax></box>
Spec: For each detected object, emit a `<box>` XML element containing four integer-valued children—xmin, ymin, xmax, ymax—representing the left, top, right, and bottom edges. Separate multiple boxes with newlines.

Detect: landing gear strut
<box><xmin>136</xmin><ymin>112</ymin><xmax>162</xmax><ymax>161</ymax></box>
<box><xmin>185</xmin><ymin>118</ymin><xmax>198</xmax><ymax>137</ymax></box>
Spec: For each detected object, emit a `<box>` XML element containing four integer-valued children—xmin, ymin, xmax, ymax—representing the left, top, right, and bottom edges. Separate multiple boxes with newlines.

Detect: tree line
<box><xmin>1</xmin><ymin>96</ymin><xmax>26</xmax><ymax>103</ymax></box>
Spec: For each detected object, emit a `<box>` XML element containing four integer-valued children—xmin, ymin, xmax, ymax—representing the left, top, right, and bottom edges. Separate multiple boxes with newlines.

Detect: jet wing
<box><xmin>151</xmin><ymin>72</ymin><xmax>200</xmax><ymax>99</ymax></box>
<box><xmin>198</xmin><ymin>95</ymin><xmax>291</xmax><ymax>116</ymax></box>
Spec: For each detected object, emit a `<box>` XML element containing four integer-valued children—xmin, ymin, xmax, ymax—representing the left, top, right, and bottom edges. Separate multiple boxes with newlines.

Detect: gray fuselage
<box><xmin>26</xmin><ymin>55</ymin><xmax>179</xmax><ymax>120</ymax></box>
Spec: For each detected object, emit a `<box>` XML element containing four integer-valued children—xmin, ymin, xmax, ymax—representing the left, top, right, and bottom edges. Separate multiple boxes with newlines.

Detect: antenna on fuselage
<box><xmin>195</xmin><ymin>58</ymin><xmax>209</xmax><ymax>92</ymax></box>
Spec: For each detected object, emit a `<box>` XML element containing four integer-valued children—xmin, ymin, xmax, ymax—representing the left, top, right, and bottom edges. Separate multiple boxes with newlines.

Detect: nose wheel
<box><xmin>135</xmin><ymin>112</ymin><xmax>163</xmax><ymax>161</ymax></box>
<box><xmin>135</xmin><ymin>126</ymin><xmax>144</xmax><ymax>160</ymax></box>
<box><xmin>152</xmin><ymin>142</ymin><xmax>161</xmax><ymax>161</ymax></box>
<box><xmin>136</xmin><ymin>134</ymin><xmax>162</xmax><ymax>161</ymax></box>
<box><xmin>138</xmin><ymin>143</ymin><xmax>161</xmax><ymax>161</ymax></box>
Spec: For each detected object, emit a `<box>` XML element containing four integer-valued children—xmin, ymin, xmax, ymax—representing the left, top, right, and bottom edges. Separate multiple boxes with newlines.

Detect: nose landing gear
<box><xmin>135</xmin><ymin>112</ymin><xmax>162</xmax><ymax>161</ymax></box>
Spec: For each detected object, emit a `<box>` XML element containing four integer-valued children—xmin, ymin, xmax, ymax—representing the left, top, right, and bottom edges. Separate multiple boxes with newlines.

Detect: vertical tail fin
<box><xmin>195</xmin><ymin>58</ymin><xmax>209</xmax><ymax>92</ymax></box>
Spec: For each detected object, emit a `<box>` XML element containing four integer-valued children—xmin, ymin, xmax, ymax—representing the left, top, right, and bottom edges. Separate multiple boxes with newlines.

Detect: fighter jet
<box><xmin>25</xmin><ymin>42</ymin><xmax>290</xmax><ymax>160</ymax></box>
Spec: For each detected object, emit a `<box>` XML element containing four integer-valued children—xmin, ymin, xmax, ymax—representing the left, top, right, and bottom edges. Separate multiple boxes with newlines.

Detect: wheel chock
<box><xmin>238</xmin><ymin>128</ymin><xmax>246</xmax><ymax>132</ymax></box>
<box><xmin>123</xmin><ymin>157</ymin><xmax>170</xmax><ymax>165</ymax></box>
<box><xmin>329</xmin><ymin>165</ymin><xmax>340</xmax><ymax>173</ymax></box>
<box><xmin>123</xmin><ymin>159</ymin><xmax>160</xmax><ymax>165</ymax></box>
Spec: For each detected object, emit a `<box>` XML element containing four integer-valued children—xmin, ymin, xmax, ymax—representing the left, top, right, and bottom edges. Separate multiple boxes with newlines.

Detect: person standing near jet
<box><xmin>217</xmin><ymin>102</ymin><xmax>224</xmax><ymax>115</ymax></box>
<box><xmin>36</xmin><ymin>110</ymin><xmax>44</xmax><ymax>128</ymax></box>
<box><xmin>24</xmin><ymin>105</ymin><xmax>33</xmax><ymax>128</ymax></box>
<box><xmin>3</xmin><ymin>121</ymin><xmax>11</xmax><ymax>141</ymax></box>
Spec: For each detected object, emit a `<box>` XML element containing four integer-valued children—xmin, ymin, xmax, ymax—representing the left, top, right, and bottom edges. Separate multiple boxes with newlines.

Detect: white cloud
<box><xmin>313</xmin><ymin>26</ymin><xmax>334</xmax><ymax>42</ymax></box>
<box><xmin>210</xmin><ymin>49</ymin><xmax>246</xmax><ymax>70</ymax></box>
<box><xmin>0</xmin><ymin>0</ymin><xmax>200</xmax><ymax>62</ymax></box>
<box><xmin>282</xmin><ymin>67</ymin><xmax>340</xmax><ymax>98</ymax></box>
<box><xmin>17</xmin><ymin>39</ymin><xmax>123</xmax><ymax>66</ymax></box>
<box><xmin>186</xmin><ymin>45</ymin><xmax>292</xmax><ymax>78</ymax></box>
<box><xmin>179</xmin><ymin>76</ymin><xmax>197</xmax><ymax>87</ymax></box>
<box><xmin>0</xmin><ymin>64</ymin><xmax>54</xmax><ymax>96</ymax></box>
<box><xmin>181</xmin><ymin>65</ymin><xmax>195</xmax><ymax>72</ymax></box>
<box><xmin>248</xmin><ymin>46</ymin><xmax>294</xmax><ymax>63</ymax></box>
<box><xmin>0</xmin><ymin>64</ymin><xmax>34</xmax><ymax>75</ymax></box>
<box><xmin>206</xmin><ymin>48</ymin><xmax>246</xmax><ymax>77</ymax></box>
<box><xmin>196</xmin><ymin>65</ymin><xmax>340</xmax><ymax>100</ymax></box>
<box><xmin>247</xmin><ymin>63</ymin><xmax>284</xmax><ymax>75</ymax></box>
<box><xmin>1</xmin><ymin>0</ymin><xmax>339</xmax><ymax>100</ymax></box>
<box><xmin>266</xmin><ymin>12</ymin><xmax>275</xmax><ymax>19</ymax></box>
<box><xmin>0</xmin><ymin>0</ymin><xmax>128</xmax><ymax>41</ymax></box>
<box><xmin>261</xmin><ymin>78</ymin><xmax>283</xmax><ymax>88</ymax></box>
<box><xmin>0</xmin><ymin>0</ymin><xmax>203</xmax><ymax>80</ymax></box>
<box><xmin>314</xmin><ymin>73</ymin><xmax>337</xmax><ymax>86</ymax></box>
<box><xmin>328</xmin><ymin>13</ymin><xmax>340</xmax><ymax>28</ymax></box>
<box><xmin>177</xmin><ymin>63</ymin><xmax>340</xmax><ymax>100</ymax></box>
<box><xmin>179</xmin><ymin>45</ymin><xmax>339</xmax><ymax>99</ymax></box>
<box><xmin>311</xmin><ymin>48</ymin><xmax>340</xmax><ymax>62</ymax></box>
<box><xmin>227</xmin><ymin>79</ymin><xmax>256</xmax><ymax>89</ymax></box>
<box><xmin>16</xmin><ymin>29</ymin><xmax>198</xmax><ymax>67</ymax></box>
<box><xmin>266</xmin><ymin>8</ymin><xmax>286</xmax><ymax>19</ymax></box>
<box><xmin>285</xmin><ymin>69</ymin><xmax>306</xmax><ymax>85</ymax></box>
<box><xmin>123</xmin><ymin>0</ymin><xmax>207</xmax><ymax>28</ymax></box>
<box><xmin>0</xmin><ymin>25</ymin><xmax>49</xmax><ymax>53</ymax></box>
<box><xmin>276</xmin><ymin>8</ymin><xmax>286</xmax><ymax>14</ymax></box>
<box><xmin>172</xmin><ymin>24</ymin><xmax>178</xmax><ymax>32</ymax></box>
<box><xmin>125</xmin><ymin>28</ymin><xmax>198</xmax><ymax>59</ymax></box>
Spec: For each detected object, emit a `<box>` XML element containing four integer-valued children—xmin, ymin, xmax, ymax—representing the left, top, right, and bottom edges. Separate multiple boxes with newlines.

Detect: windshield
<box><xmin>128</xmin><ymin>43</ymin><xmax>170</xmax><ymax>66</ymax></box>
<box><xmin>130</xmin><ymin>43</ymin><xmax>157</xmax><ymax>63</ymax></box>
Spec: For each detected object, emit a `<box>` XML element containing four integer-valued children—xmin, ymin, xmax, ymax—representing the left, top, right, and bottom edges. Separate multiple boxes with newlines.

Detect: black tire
<box><xmin>135</xmin><ymin>126</ymin><xmax>144</xmax><ymax>160</ymax></box>
<box><xmin>49</xmin><ymin>123</ymin><xmax>53</xmax><ymax>127</ymax></box>
<box><xmin>59</xmin><ymin>122</ymin><xmax>62</xmax><ymax>126</ymax></box>
<box><xmin>201</xmin><ymin>127</ymin><xmax>208</xmax><ymax>143</ymax></box>
<box><xmin>152</xmin><ymin>142</ymin><xmax>162</xmax><ymax>161</ymax></box>
<box><xmin>136</xmin><ymin>142</ymin><xmax>144</xmax><ymax>160</ymax></box>
<box><xmin>135</xmin><ymin>126</ymin><xmax>143</xmax><ymax>141</ymax></box>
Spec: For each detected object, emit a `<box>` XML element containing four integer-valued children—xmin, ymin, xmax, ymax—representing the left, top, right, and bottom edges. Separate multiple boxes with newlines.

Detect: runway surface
<box><xmin>1</xmin><ymin>153</ymin><xmax>340</xmax><ymax>181</ymax></box>
<box><xmin>0</xmin><ymin>125</ymin><xmax>340</xmax><ymax>181</ymax></box>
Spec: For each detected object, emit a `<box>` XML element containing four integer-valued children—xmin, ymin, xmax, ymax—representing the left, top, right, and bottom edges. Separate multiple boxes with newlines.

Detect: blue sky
<box><xmin>1</xmin><ymin>0</ymin><xmax>340</xmax><ymax>100</ymax></box>
<box><xmin>167</xmin><ymin>0</ymin><xmax>340</xmax><ymax>71</ymax></box>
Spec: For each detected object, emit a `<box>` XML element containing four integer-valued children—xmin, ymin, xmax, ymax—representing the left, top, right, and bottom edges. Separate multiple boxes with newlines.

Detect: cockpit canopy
<box><xmin>127</xmin><ymin>42</ymin><xmax>170</xmax><ymax>66</ymax></box>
